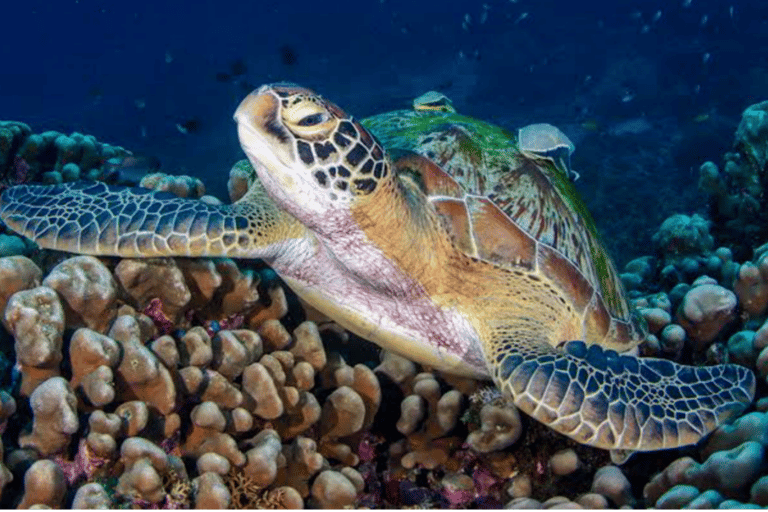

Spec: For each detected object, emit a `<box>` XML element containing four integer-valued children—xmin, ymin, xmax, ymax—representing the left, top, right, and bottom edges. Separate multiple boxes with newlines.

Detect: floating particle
<box><xmin>140</xmin><ymin>126</ymin><xmax>147</xmax><ymax>138</ymax></box>
<box><xmin>134</xmin><ymin>99</ymin><xmax>146</xmax><ymax>109</ymax></box>
<box><xmin>165</xmin><ymin>51</ymin><xmax>173</xmax><ymax>64</ymax></box>
<box><xmin>462</xmin><ymin>13</ymin><xmax>471</xmax><ymax>30</ymax></box>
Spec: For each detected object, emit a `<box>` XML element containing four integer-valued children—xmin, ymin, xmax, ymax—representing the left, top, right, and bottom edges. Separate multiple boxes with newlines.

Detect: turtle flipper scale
<box><xmin>0</xmin><ymin>181</ymin><xmax>303</xmax><ymax>258</ymax></box>
<box><xmin>495</xmin><ymin>340</ymin><xmax>755</xmax><ymax>451</ymax></box>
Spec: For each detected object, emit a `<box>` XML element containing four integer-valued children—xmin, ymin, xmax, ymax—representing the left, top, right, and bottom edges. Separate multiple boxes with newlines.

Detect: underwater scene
<box><xmin>0</xmin><ymin>0</ymin><xmax>767</xmax><ymax>508</ymax></box>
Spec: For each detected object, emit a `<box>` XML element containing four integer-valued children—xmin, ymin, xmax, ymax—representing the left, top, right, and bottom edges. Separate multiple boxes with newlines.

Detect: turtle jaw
<box><xmin>234</xmin><ymin>87</ymin><xmax>297</xmax><ymax>183</ymax></box>
<box><xmin>234</xmin><ymin>87</ymin><xmax>317</xmax><ymax>213</ymax></box>
<box><xmin>236</xmin><ymin>120</ymin><xmax>296</xmax><ymax>192</ymax></box>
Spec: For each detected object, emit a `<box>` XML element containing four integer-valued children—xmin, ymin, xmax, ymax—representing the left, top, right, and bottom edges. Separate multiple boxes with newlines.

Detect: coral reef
<box><xmin>699</xmin><ymin>101</ymin><xmax>768</xmax><ymax>260</ymax></box>
<box><xmin>2</xmin><ymin>110</ymin><xmax>768</xmax><ymax>509</ymax></box>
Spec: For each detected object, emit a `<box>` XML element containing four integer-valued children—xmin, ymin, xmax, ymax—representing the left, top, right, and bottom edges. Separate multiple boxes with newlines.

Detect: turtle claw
<box><xmin>495</xmin><ymin>340</ymin><xmax>755</xmax><ymax>451</ymax></box>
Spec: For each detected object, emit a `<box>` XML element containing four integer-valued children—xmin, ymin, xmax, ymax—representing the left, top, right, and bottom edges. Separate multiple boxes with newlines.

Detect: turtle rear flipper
<box><xmin>0</xmin><ymin>181</ymin><xmax>304</xmax><ymax>258</ymax></box>
<box><xmin>495</xmin><ymin>340</ymin><xmax>755</xmax><ymax>452</ymax></box>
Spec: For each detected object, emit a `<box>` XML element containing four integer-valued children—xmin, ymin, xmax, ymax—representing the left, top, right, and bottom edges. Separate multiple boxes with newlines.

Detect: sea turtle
<box><xmin>0</xmin><ymin>83</ymin><xmax>754</xmax><ymax>457</ymax></box>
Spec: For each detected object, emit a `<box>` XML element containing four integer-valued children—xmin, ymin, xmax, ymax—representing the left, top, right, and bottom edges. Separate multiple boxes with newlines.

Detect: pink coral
<box><xmin>53</xmin><ymin>438</ymin><xmax>109</xmax><ymax>485</ymax></box>
<box><xmin>143</xmin><ymin>298</ymin><xmax>175</xmax><ymax>335</ymax></box>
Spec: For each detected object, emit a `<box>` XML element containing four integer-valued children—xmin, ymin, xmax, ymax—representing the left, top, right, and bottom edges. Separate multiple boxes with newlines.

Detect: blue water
<box><xmin>1</xmin><ymin>0</ymin><xmax>766</xmax><ymax>261</ymax></box>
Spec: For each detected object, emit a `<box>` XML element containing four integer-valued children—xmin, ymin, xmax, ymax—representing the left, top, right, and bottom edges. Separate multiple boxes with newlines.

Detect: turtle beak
<box><xmin>234</xmin><ymin>86</ymin><xmax>295</xmax><ymax>180</ymax></box>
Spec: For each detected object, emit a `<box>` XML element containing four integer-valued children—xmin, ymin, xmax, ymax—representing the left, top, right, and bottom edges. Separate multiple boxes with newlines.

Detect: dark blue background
<box><xmin>1</xmin><ymin>0</ymin><xmax>766</xmax><ymax>261</ymax></box>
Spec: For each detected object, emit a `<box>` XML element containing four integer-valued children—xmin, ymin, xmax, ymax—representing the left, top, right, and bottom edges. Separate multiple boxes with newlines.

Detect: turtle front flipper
<box><xmin>0</xmin><ymin>181</ymin><xmax>305</xmax><ymax>259</ymax></box>
<box><xmin>494</xmin><ymin>339</ymin><xmax>755</xmax><ymax>452</ymax></box>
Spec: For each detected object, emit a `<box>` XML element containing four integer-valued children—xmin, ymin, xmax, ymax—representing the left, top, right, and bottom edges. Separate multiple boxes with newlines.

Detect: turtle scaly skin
<box><xmin>0</xmin><ymin>84</ymin><xmax>754</xmax><ymax>455</ymax></box>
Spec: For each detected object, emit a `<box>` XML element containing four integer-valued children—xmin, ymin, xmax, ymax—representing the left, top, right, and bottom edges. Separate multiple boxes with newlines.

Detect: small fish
<box><xmin>700</xmin><ymin>14</ymin><xmax>709</xmax><ymax>26</ymax></box>
<box><xmin>683</xmin><ymin>0</ymin><xmax>692</xmax><ymax>7</ymax></box>
<box><xmin>693</xmin><ymin>113</ymin><xmax>710</xmax><ymax>123</ymax></box>
<box><xmin>134</xmin><ymin>98</ymin><xmax>146</xmax><ymax>109</ymax></box>
<box><xmin>230</xmin><ymin>59</ymin><xmax>247</xmax><ymax>76</ymax></box>
<box><xmin>102</xmin><ymin>155</ymin><xmax>161</xmax><ymax>184</ymax></box>
<box><xmin>581</xmin><ymin>119</ymin><xmax>599</xmax><ymax>131</ymax></box>
<box><xmin>515</xmin><ymin>12</ymin><xmax>528</xmax><ymax>24</ymax></box>
<box><xmin>652</xmin><ymin>10</ymin><xmax>662</xmax><ymax>22</ymax></box>
<box><xmin>176</xmin><ymin>117</ymin><xmax>201</xmax><ymax>134</ymax></box>
<box><xmin>165</xmin><ymin>51</ymin><xmax>173</xmax><ymax>64</ymax></box>
<box><xmin>215</xmin><ymin>72</ymin><xmax>232</xmax><ymax>83</ymax></box>
<box><xmin>279</xmin><ymin>44</ymin><xmax>298</xmax><ymax>66</ymax></box>
<box><xmin>702</xmin><ymin>52</ymin><xmax>711</xmax><ymax>63</ymax></box>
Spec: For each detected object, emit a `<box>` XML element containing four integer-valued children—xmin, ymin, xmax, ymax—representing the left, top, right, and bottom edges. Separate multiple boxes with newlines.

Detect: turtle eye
<box><xmin>297</xmin><ymin>112</ymin><xmax>328</xmax><ymax>126</ymax></box>
<box><xmin>283</xmin><ymin>99</ymin><xmax>338</xmax><ymax>139</ymax></box>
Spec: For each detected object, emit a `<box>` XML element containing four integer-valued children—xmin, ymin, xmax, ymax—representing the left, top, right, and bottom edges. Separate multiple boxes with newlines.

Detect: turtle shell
<box><xmin>361</xmin><ymin>109</ymin><xmax>640</xmax><ymax>340</ymax></box>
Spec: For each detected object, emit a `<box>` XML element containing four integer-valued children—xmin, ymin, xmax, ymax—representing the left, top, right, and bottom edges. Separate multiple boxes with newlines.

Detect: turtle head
<box><xmin>234</xmin><ymin>83</ymin><xmax>391</xmax><ymax>224</ymax></box>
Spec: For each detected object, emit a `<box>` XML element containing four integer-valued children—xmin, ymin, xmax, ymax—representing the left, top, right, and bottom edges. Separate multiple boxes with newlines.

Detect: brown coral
<box><xmin>43</xmin><ymin>255</ymin><xmax>118</xmax><ymax>332</ymax></box>
<box><xmin>4</xmin><ymin>286</ymin><xmax>65</xmax><ymax>395</ymax></box>
<box><xmin>18</xmin><ymin>459</ymin><xmax>67</xmax><ymax>508</ymax></box>
<box><xmin>0</xmin><ymin>255</ymin><xmax>42</xmax><ymax>314</ymax></box>
<box><xmin>110</xmin><ymin>315</ymin><xmax>177</xmax><ymax>415</ymax></box>
<box><xmin>115</xmin><ymin>257</ymin><xmax>191</xmax><ymax>320</ymax></box>
<box><xmin>19</xmin><ymin>377</ymin><xmax>78</xmax><ymax>456</ymax></box>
